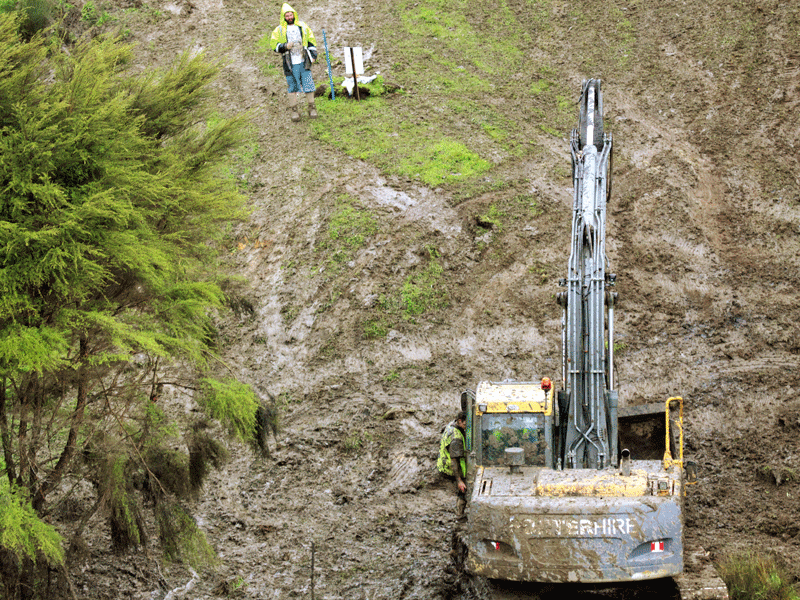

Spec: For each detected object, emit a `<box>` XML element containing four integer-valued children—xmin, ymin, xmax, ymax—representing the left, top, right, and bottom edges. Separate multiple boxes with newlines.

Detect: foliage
<box><xmin>99</xmin><ymin>454</ymin><xmax>147</xmax><ymax>551</ymax></box>
<box><xmin>0</xmin><ymin>14</ymin><xmax>256</xmax><ymax>594</ymax></box>
<box><xmin>0</xmin><ymin>483</ymin><xmax>64</xmax><ymax>565</ymax></box>
<box><xmin>156</xmin><ymin>501</ymin><xmax>218</xmax><ymax>567</ymax></box>
<box><xmin>188</xmin><ymin>430</ymin><xmax>230</xmax><ymax>492</ymax></box>
<box><xmin>80</xmin><ymin>0</ymin><xmax>111</xmax><ymax>25</ymax></box>
<box><xmin>4</xmin><ymin>0</ymin><xmax>62</xmax><ymax>38</ymax></box>
<box><xmin>0</xmin><ymin>482</ymin><xmax>64</xmax><ymax>599</ymax></box>
<box><xmin>250</xmin><ymin>400</ymin><xmax>278</xmax><ymax>458</ymax></box>
<box><xmin>719</xmin><ymin>551</ymin><xmax>800</xmax><ymax>600</ymax></box>
<box><xmin>197</xmin><ymin>378</ymin><xmax>259</xmax><ymax>443</ymax></box>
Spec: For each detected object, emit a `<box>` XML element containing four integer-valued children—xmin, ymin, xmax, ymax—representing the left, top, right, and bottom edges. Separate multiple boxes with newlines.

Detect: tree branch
<box><xmin>37</xmin><ymin>336</ymin><xmax>89</xmax><ymax>508</ymax></box>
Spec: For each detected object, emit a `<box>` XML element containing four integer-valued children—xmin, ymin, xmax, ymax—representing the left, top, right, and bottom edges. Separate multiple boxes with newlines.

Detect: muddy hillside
<box><xmin>57</xmin><ymin>0</ymin><xmax>800</xmax><ymax>597</ymax></box>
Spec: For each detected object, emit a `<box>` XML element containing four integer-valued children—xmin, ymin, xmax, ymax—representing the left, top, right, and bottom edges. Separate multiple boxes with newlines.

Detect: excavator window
<box><xmin>480</xmin><ymin>413</ymin><xmax>546</xmax><ymax>467</ymax></box>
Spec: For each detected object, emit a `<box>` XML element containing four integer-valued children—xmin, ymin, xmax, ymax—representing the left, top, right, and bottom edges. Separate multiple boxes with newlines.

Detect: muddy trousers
<box><xmin>440</xmin><ymin>473</ymin><xmax>467</xmax><ymax>517</ymax></box>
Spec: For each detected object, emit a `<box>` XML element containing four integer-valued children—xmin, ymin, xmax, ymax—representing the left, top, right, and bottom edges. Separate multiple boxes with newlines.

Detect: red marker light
<box><xmin>651</xmin><ymin>541</ymin><xmax>664</xmax><ymax>553</ymax></box>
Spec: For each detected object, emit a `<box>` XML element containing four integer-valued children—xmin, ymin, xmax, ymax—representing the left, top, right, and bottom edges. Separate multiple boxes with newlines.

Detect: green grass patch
<box><xmin>526</xmin><ymin>68</ymin><xmax>574</xmax><ymax>138</ymax></box>
<box><xmin>556</xmin><ymin>2</ymin><xmax>638</xmax><ymax>75</ymax></box>
<box><xmin>530</xmin><ymin>79</ymin><xmax>551</xmax><ymax>95</ymax></box>
<box><xmin>396</xmin><ymin>0</ymin><xmax>525</xmax><ymax>81</ymax></box>
<box><xmin>305</xmin><ymin>0</ymin><xmax>550</xmax><ymax>194</ymax></box>
<box><xmin>478</xmin><ymin>204</ymin><xmax>505</xmax><ymax>232</ymax></box>
<box><xmin>399</xmin><ymin>248</ymin><xmax>448</xmax><ymax>317</ymax></box>
<box><xmin>513</xmin><ymin>193</ymin><xmax>543</xmax><ymax>217</ymax></box>
<box><xmin>399</xmin><ymin>139</ymin><xmax>490</xmax><ymax>186</ymax></box>
<box><xmin>315</xmin><ymin>194</ymin><xmax>378</xmax><ymax>271</ymax></box>
<box><xmin>450</xmin><ymin>177</ymin><xmax>511</xmax><ymax>207</ymax></box>
<box><xmin>343</xmin><ymin>430</ymin><xmax>372</xmax><ymax>451</ymax></box>
<box><xmin>312</xmin><ymin>97</ymin><xmax>492</xmax><ymax>187</ymax></box>
<box><xmin>527</xmin><ymin>260</ymin><xmax>551</xmax><ymax>284</ymax></box>
<box><xmin>363</xmin><ymin>319</ymin><xmax>390</xmax><ymax>339</ymax></box>
<box><xmin>376</xmin><ymin>247</ymin><xmax>448</xmax><ymax>320</ymax></box>
<box><xmin>719</xmin><ymin>551</ymin><xmax>799</xmax><ymax>600</ymax></box>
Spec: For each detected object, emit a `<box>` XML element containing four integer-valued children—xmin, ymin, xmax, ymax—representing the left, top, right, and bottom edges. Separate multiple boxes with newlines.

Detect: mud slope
<box><xmin>60</xmin><ymin>0</ymin><xmax>800</xmax><ymax>598</ymax></box>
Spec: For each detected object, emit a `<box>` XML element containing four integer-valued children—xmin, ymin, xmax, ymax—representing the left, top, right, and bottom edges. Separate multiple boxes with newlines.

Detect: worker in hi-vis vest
<box><xmin>437</xmin><ymin>411</ymin><xmax>467</xmax><ymax>518</ymax></box>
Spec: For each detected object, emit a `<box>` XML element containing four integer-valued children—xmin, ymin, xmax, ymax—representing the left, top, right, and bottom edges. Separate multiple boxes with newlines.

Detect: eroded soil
<box><xmin>51</xmin><ymin>0</ymin><xmax>800</xmax><ymax>598</ymax></box>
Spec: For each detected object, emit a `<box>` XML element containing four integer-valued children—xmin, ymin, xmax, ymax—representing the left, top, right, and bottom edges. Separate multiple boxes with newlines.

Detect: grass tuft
<box><xmin>719</xmin><ymin>551</ymin><xmax>800</xmax><ymax>600</ymax></box>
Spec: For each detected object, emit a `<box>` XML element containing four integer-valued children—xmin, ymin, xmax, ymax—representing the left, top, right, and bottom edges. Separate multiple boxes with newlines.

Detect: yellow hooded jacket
<box><xmin>270</xmin><ymin>2</ymin><xmax>318</xmax><ymax>75</ymax></box>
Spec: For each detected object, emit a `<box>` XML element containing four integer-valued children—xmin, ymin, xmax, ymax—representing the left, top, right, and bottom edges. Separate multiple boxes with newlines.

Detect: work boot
<box><xmin>288</xmin><ymin>93</ymin><xmax>300</xmax><ymax>122</ymax></box>
<box><xmin>305</xmin><ymin>91</ymin><xmax>317</xmax><ymax>119</ymax></box>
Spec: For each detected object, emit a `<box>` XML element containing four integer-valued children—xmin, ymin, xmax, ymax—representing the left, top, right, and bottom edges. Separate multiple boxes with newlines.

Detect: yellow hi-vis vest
<box><xmin>437</xmin><ymin>422</ymin><xmax>466</xmax><ymax>477</ymax></box>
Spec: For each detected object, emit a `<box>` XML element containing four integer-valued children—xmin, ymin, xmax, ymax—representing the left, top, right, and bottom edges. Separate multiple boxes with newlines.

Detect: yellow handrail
<box><xmin>663</xmin><ymin>396</ymin><xmax>683</xmax><ymax>470</ymax></box>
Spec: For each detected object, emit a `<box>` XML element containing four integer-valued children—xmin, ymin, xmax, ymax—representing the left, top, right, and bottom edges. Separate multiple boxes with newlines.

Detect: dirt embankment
<box><xmin>53</xmin><ymin>0</ymin><xmax>800</xmax><ymax>598</ymax></box>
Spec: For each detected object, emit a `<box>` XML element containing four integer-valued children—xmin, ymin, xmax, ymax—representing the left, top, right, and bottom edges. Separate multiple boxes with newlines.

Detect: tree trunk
<box><xmin>0</xmin><ymin>376</ymin><xmax>17</xmax><ymax>485</ymax></box>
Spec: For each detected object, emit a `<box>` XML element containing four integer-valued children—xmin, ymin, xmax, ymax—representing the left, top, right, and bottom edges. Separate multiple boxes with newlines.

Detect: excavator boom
<box><xmin>559</xmin><ymin>79</ymin><xmax>617</xmax><ymax>470</ymax></box>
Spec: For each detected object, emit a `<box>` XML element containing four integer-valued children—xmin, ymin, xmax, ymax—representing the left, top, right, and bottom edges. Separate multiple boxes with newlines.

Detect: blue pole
<box><xmin>323</xmin><ymin>30</ymin><xmax>335</xmax><ymax>101</ymax></box>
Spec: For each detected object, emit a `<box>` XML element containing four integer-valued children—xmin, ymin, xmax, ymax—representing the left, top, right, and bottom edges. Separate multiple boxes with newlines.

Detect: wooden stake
<box><xmin>349</xmin><ymin>47</ymin><xmax>361</xmax><ymax>101</ymax></box>
<box><xmin>311</xmin><ymin>542</ymin><xmax>315</xmax><ymax>600</ymax></box>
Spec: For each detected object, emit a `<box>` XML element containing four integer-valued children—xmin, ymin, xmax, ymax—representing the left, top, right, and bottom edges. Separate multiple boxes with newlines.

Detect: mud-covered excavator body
<box><xmin>460</xmin><ymin>80</ymin><xmax>693</xmax><ymax>585</ymax></box>
<box><xmin>462</xmin><ymin>383</ymin><xmax>686</xmax><ymax>583</ymax></box>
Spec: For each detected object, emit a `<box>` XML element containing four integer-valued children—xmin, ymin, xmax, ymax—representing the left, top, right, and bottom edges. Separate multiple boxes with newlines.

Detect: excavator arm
<box><xmin>557</xmin><ymin>79</ymin><xmax>617</xmax><ymax>470</ymax></box>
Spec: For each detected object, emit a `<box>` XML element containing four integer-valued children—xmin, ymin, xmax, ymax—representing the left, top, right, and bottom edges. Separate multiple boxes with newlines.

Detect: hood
<box><xmin>280</xmin><ymin>2</ymin><xmax>298</xmax><ymax>26</ymax></box>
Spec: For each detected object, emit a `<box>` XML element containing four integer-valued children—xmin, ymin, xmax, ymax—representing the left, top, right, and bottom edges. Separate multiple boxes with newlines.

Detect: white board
<box><xmin>344</xmin><ymin>47</ymin><xmax>364</xmax><ymax>75</ymax></box>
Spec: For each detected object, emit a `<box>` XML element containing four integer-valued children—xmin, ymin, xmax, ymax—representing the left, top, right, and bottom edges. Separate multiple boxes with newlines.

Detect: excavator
<box><xmin>455</xmin><ymin>79</ymin><xmax>728</xmax><ymax>599</ymax></box>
